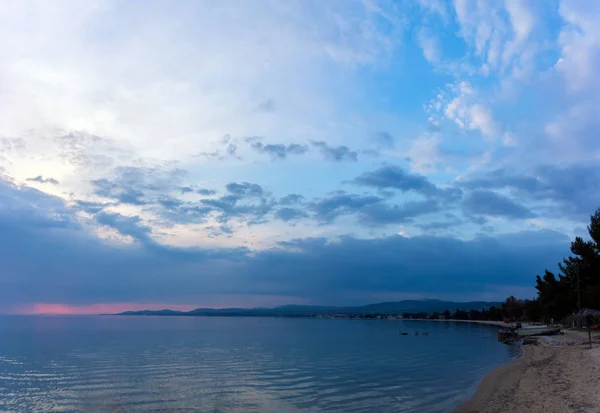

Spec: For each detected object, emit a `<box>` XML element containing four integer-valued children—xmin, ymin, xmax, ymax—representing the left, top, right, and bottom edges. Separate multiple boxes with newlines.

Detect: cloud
<box><xmin>461</xmin><ymin>189</ymin><xmax>535</xmax><ymax>219</ymax></box>
<box><xmin>96</xmin><ymin>212</ymin><xmax>153</xmax><ymax>244</ymax></box>
<box><xmin>225</xmin><ymin>182</ymin><xmax>265</xmax><ymax>197</ymax></box>
<box><xmin>279</xmin><ymin>194</ymin><xmax>304</xmax><ymax>205</ymax></box>
<box><xmin>309</xmin><ymin>190</ymin><xmax>441</xmax><ymax>225</ymax></box>
<box><xmin>0</xmin><ymin>180</ymin><xmax>78</xmax><ymax>230</ymax></box>
<box><xmin>197</xmin><ymin>188</ymin><xmax>217</xmax><ymax>196</ymax></box>
<box><xmin>91</xmin><ymin>179</ymin><xmax>146</xmax><ymax>205</ymax></box>
<box><xmin>352</xmin><ymin>165</ymin><xmax>439</xmax><ymax>195</ymax></box>
<box><xmin>407</xmin><ymin>136</ymin><xmax>441</xmax><ymax>174</ymax></box>
<box><xmin>0</xmin><ymin>178</ymin><xmax>571</xmax><ymax>311</ymax></box>
<box><xmin>257</xmin><ymin>98</ymin><xmax>275</xmax><ymax>112</ymax></box>
<box><xmin>460</xmin><ymin>165</ymin><xmax>600</xmax><ymax>219</ymax></box>
<box><xmin>311</xmin><ymin>192</ymin><xmax>382</xmax><ymax>222</ymax></box>
<box><xmin>195</xmin><ymin>136</ymin><xmax>241</xmax><ymax>161</ymax></box>
<box><xmin>311</xmin><ymin>141</ymin><xmax>358</xmax><ymax>162</ymax></box>
<box><xmin>358</xmin><ymin>199</ymin><xmax>440</xmax><ymax>225</ymax></box>
<box><xmin>275</xmin><ymin>207</ymin><xmax>308</xmax><ymax>222</ymax></box>
<box><xmin>352</xmin><ymin>165</ymin><xmax>462</xmax><ymax>201</ymax></box>
<box><xmin>416</xmin><ymin>28</ymin><xmax>441</xmax><ymax>64</ymax></box>
<box><xmin>555</xmin><ymin>0</ymin><xmax>600</xmax><ymax>93</ymax></box>
<box><xmin>417</xmin><ymin>217</ymin><xmax>464</xmax><ymax>232</ymax></box>
<box><xmin>250</xmin><ymin>141</ymin><xmax>308</xmax><ymax>159</ymax></box>
<box><xmin>194</xmin><ymin>182</ymin><xmax>274</xmax><ymax>224</ymax></box>
<box><xmin>416</xmin><ymin>0</ymin><xmax>448</xmax><ymax>21</ymax></box>
<box><xmin>2</xmin><ymin>1</ymin><xmax>600</xmax><ymax>311</ymax></box>
<box><xmin>374</xmin><ymin>132</ymin><xmax>395</xmax><ymax>148</ymax></box>
<box><xmin>26</xmin><ymin>176</ymin><xmax>59</xmax><ymax>185</ymax></box>
<box><xmin>443</xmin><ymin>82</ymin><xmax>500</xmax><ymax>139</ymax></box>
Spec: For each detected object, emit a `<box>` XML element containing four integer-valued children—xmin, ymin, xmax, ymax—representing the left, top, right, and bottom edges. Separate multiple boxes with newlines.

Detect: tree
<box><xmin>532</xmin><ymin>208</ymin><xmax>600</xmax><ymax>321</ymax></box>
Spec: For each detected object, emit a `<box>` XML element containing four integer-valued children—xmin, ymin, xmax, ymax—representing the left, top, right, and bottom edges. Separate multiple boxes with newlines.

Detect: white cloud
<box><xmin>416</xmin><ymin>0</ymin><xmax>448</xmax><ymax>21</ymax></box>
<box><xmin>556</xmin><ymin>0</ymin><xmax>600</xmax><ymax>93</ymax></box>
<box><xmin>442</xmin><ymin>82</ymin><xmax>500</xmax><ymax>139</ymax></box>
<box><xmin>0</xmin><ymin>0</ymin><xmax>404</xmax><ymax>161</ymax></box>
<box><xmin>416</xmin><ymin>28</ymin><xmax>441</xmax><ymax>64</ymax></box>
<box><xmin>452</xmin><ymin>0</ymin><xmax>539</xmax><ymax>77</ymax></box>
<box><xmin>407</xmin><ymin>135</ymin><xmax>441</xmax><ymax>174</ymax></box>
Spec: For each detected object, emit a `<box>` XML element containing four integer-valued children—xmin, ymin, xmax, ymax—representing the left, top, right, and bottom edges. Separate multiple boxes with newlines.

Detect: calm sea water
<box><xmin>0</xmin><ymin>316</ymin><xmax>518</xmax><ymax>413</ymax></box>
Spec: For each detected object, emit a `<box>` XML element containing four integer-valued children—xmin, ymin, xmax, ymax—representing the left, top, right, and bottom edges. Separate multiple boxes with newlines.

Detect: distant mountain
<box><xmin>117</xmin><ymin>299</ymin><xmax>501</xmax><ymax>317</ymax></box>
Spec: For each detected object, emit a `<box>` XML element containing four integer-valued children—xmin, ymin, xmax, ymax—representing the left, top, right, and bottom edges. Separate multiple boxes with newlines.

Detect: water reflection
<box><xmin>0</xmin><ymin>316</ymin><xmax>518</xmax><ymax>413</ymax></box>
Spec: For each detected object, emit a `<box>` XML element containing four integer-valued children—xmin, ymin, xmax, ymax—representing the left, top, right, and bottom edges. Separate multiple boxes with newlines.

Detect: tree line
<box><xmin>404</xmin><ymin>208</ymin><xmax>600</xmax><ymax>323</ymax></box>
<box><xmin>402</xmin><ymin>295</ymin><xmax>527</xmax><ymax>322</ymax></box>
<box><xmin>525</xmin><ymin>208</ymin><xmax>600</xmax><ymax>322</ymax></box>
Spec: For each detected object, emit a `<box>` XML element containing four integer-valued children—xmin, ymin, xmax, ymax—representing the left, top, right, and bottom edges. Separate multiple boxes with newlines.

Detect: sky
<box><xmin>1</xmin><ymin>0</ymin><xmax>600</xmax><ymax>314</ymax></box>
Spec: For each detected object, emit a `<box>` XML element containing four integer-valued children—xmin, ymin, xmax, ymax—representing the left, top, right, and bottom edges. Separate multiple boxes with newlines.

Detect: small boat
<box><xmin>498</xmin><ymin>324</ymin><xmax>562</xmax><ymax>343</ymax></box>
<box><xmin>517</xmin><ymin>326</ymin><xmax>562</xmax><ymax>337</ymax></box>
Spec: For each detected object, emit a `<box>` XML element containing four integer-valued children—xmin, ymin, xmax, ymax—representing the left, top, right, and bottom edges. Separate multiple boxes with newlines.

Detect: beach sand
<box><xmin>455</xmin><ymin>330</ymin><xmax>600</xmax><ymax>413</ymax></box>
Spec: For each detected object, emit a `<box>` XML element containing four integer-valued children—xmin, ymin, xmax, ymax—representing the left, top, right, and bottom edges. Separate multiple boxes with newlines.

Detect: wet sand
<box><xmin>455</xmin><ymin>330</ymin><xmax>600</xmax><ymax>413</ymax></box>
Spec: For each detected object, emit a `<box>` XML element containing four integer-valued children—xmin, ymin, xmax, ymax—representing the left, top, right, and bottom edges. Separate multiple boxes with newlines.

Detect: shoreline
<box><xmin>455</xmin><ymin>330</ymin><xmax>600</xmax><ymax>413</ymax></box>
<box><xmin>402</xmin><ymin>318</ymin><xmax>509</xmax><ymax>327</ymax></box>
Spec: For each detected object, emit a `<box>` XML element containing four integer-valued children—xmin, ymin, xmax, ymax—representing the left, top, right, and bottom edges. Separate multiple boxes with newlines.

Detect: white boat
<box><xmin>498</xmin><ymin>324</ymin><xmax>562</xmax><ymax>343</ymax></box>
<box><xmin>517</xmin><ymin>325</ymin><xmax>562</xmax><ymax>337</ymax></box>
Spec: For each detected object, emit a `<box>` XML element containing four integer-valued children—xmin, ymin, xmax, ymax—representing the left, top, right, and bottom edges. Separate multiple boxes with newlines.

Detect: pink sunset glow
<box><xmin>16</xmin><ymin>303</ymin><xmax>198</xmax><ymax>315</ymax></box>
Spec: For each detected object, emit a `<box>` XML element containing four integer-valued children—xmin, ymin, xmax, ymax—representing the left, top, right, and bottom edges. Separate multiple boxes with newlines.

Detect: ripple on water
<box><xmin>0</xmin><ymin>317</ymin><xmax>518</xmax><ymax>413</ymax></box>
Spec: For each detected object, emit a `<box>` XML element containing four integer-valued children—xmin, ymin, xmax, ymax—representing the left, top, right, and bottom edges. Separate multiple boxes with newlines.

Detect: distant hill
<box><xmin>117</xmin><ymin>299</ymin><xmax>501</xmax><ymax>317</ymax></box>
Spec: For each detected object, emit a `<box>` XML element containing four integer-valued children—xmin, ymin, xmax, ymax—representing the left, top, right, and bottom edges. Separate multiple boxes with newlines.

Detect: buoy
<box><xmin>414</xmin><ymin>331</ymin><xmax>419</xmax><ymax>336</ymax></box>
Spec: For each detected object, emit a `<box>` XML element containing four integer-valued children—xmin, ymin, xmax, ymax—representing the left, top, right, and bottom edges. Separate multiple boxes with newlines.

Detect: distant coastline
<box><xmin>115</xmin><ymin>299</ymin><xmax>502</xmax><ymax>319</ymax></box>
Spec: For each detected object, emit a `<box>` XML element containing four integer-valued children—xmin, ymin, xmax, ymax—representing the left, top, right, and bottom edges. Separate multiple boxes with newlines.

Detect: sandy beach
<box><xmin>455</xmin><ymin>330</ymin><xmax>600</xmax><ymax>413</ymax></box>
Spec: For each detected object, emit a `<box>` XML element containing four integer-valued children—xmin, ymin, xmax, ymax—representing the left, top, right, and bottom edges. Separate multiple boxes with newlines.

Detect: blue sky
<box><xmin>1</xmin><ymin>0</ymin><xmax>599</xmax><ymax>313</ymax></box>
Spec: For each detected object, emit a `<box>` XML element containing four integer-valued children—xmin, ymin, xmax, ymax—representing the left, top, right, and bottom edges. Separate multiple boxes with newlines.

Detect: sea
<box><xmin>0</xmin><ymin>315</ymin><xmax>519</xmax><ymax>413</ymax></box>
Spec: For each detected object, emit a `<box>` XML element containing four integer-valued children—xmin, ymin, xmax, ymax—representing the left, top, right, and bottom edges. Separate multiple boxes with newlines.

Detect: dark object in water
<box><xmin>400</xmin><ymin>332</ymin><xmax>408</xmax><ymax>335</ymax></box>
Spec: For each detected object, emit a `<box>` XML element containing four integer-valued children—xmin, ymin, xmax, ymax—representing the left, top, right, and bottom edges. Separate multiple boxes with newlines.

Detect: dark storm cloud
<box><xmin>0</xmin><ymin>177</ymin><xmax>571</xmax><ymax>312</ymax></box>
<box><xmin>461</xmin><ymin>190</ymin><xmax>535</xmax><ymax>219</ymax></box>
<box><xmin>26</xmin><ymin>175</ymin><xmax>59</xmax><ymax>185</ymax></box>
<box><xmin>311</xmin><ymin>141</ymin><xmax>358</xmax><ymax>162</ymax></box>
<box><xmin>250</xmin><ymin>141</ymin><xmax>308</xmax><ymax>159</ymax></box>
